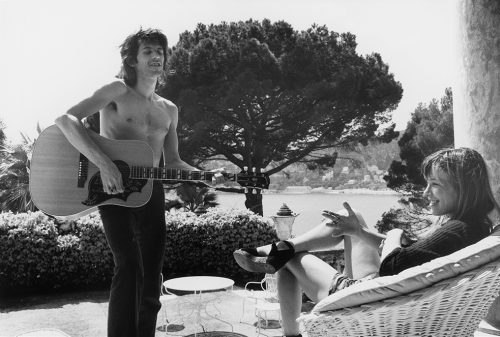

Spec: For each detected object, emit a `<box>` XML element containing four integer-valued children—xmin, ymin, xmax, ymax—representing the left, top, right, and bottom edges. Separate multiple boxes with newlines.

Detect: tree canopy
<box><xmin>377</xmin><ymin>88</ymin><xmax>453</xmax><ymax>238</ymax></box>
<box><xmin>384</xmin><ymin>88</ymin><xmax>454</xmax><ymax>191</ymax></box>
<box><xmin>0</xmin><ymin>119</ymin><xmax>6</xmax><ymax>149</ymax></box>
<box><xmin>158</xmin><ymin>19</ymin><xmax>403</xmax><ymax>213</ymax></box>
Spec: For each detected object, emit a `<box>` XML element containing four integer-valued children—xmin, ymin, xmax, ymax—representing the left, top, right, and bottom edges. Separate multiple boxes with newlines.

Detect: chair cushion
<box><xmin>313</xmin><ymin>226</ymin><xmax>500</xmax><ymax>313</ymax></box>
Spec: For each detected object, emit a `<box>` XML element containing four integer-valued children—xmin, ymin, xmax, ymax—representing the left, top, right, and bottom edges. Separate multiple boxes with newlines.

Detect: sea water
<box><xmin>216</xmin><ymin>191</ymin><xmax>401</xmax><ymax>235</ymax></box>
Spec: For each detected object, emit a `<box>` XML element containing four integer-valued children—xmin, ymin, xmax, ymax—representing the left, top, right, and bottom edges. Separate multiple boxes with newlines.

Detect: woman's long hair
<box><xmin>422</xmin><ymin>147</ymin><xmax>499</xmax><ymax>228</ymax></box>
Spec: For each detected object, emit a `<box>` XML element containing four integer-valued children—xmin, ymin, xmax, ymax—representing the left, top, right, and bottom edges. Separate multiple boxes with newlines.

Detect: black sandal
<box><xmin>233</xmin><ymin>241</ymin><xmax>295</xmax><ymax>274</ymax></box>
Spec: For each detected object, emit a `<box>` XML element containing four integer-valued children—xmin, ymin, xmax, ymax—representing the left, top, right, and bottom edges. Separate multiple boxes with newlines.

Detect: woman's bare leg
<box><xmin>277</xmin><ymin>252</ymin><xmax>338</xmax><ymax>336</ymax></box>
<box><xmin>290</xmin><ymin>219</ymin><xmax>344</xmax><ymax>252</ymax></box>
<box><xmin>275</xmin><ymin>209</ymin><xmax>381</xmax><ymax>335</ymax></box>
<box><xmin>342</xmin><ymin>210</ymin><xmax>381</xmax><ymax>279</ymax></box>
<box><xmin>290</xmin><ymin>208</ymin><xmax>380</xmax><ymax>279</ymax></box>
<box><xmin>255</xmin><ymin>207</ymin><xmax>380</xmax><ymax>279</ymax></box>
<box><xmin>276</xmin><ymin>268</ymin><xmax>302</xmax><ymax>336</ymax></box>
<box><xmin>255</xmin><ymin>218</ymin><xmax>345</xmax><ymax>256</ymax></box>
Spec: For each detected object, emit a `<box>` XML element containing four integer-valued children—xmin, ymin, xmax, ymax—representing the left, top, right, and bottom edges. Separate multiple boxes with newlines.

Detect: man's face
<box><xmin>134</xmin><ymin>41</ymin><xmax>165</xmax><ymax>77</ymax></box>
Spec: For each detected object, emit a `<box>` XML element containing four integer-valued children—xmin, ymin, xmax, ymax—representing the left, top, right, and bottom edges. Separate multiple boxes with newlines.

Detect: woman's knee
<box><xmin>310</xmin><ymin>288</ymin><xmax>331</xmax><ymax>303</ymax></box>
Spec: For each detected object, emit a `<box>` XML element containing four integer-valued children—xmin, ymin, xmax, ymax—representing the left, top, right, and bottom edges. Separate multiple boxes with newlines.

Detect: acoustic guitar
<box><xmin>29</xmin><ymin>125</ymin><xmax>270</xmax><ymax>218</ymax></box>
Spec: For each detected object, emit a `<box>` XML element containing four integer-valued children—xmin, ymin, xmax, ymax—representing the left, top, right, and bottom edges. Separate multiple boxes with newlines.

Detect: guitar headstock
<box><xmin>236</xmin><ymin>166</ymin><xmax>270</xmax><ymax>194</ymax></box>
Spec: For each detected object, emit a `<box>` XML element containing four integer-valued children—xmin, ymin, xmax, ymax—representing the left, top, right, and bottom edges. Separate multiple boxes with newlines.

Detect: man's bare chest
<box><xmin>108</xmin><ymin>97</ymin><xmax>171</xmax><ymax>135</ymax></box>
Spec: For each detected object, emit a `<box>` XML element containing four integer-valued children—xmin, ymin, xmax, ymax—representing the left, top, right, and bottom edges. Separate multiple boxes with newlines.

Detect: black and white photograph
<box><xmin>1</xmin><ymin>0</ymin><xmax>499</xmax><ymax>336</ymax></box>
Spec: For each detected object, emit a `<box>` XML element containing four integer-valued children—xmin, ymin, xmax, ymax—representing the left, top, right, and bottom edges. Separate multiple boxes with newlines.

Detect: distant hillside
<box><xmin>201</xmin><ymin>138</ymin><xmax>400</xmax><ymax>192</ymax></box>
<box><xmin>269</xmin><ymin>139</ymin><xmax>400</xmax><ymax>191</ymax></box>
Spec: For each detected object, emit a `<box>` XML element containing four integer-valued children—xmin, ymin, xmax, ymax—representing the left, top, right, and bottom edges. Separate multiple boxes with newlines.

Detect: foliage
<box><xmin>384</xmin><ymin>88</ymin><xmax>454</xmax><ymax>191</ymax></box>
<box><xmin>1</xmin><ymin>208</ymin><xmax>277</xmax><ymax>294</ymax></box>
<box><xmin>379</xmin><ymin>88</ymin><xmax>454</xmax><ymax>237</ymax></box>
<box><xmin>163</xmin><ymin>207</ymin><xmax>278</xmax><ymax>283</ymax></box>
<box><xmin>0</xmin><ymin>119</ymin><xmax>6</xmax><ymax>149</ymax></box>
<box><xmin>355</xmin><ymin>138</ymin><xmax>400</xmax><ymax>171</ymax></box>
<box><xmin>0</xmin><ymin>128</ymin><xmax>40</xmax><ymax>213</ymax></box>
<box><xmin>0</xmin><ymin>211</ymin><xmax>113</xmax><ymax>295</ymax></box>
<box><xmin>165</xmin><ymin>183</ymin><xmax>219</xmax><ymax>213</ymax></box>
<box><xmin>375</xmin><ymin>196</ymin><xmax>435</xmax><ymax>240</ymax></box>
<box><xmin>159</xmin><ymin>19</ymin><xmax>403</xmax><ymax>213</ymax></box>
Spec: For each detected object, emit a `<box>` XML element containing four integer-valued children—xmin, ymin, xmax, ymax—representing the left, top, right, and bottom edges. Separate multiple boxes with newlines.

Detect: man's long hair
<box><xmin>117</xmin><ymin>28</ymin><xmax>168</xmax><ymax>87</ymax></box>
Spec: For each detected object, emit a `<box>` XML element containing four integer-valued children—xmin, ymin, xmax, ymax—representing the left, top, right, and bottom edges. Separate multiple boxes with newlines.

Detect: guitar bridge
<box><xmin>78</xmin><ymin>154</ymin><xmax>88</xmax><ymax>188</ymax></box>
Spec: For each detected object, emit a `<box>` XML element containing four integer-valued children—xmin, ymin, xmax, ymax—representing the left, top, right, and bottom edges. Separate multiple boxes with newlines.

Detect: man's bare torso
<box><xmin>99</xmin><ymin>87</ymin><xmax>173</xmax><ymax>166</ymax></box>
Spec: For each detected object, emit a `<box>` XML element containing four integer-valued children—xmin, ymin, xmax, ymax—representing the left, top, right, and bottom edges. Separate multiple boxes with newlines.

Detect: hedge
<box><xmin>164</xmin><ymin>207</ymin><xmax>278</xmax><ymax>282</ymax></box>
<box><xmin>0</xmin><ymin>207</ymin><xmax>278</xmax><ymax>295</ymax></box>
<box><xmin>0</xmin><ymin>211</ymin><xmax>113</xmax><ymax>295</ymax></box>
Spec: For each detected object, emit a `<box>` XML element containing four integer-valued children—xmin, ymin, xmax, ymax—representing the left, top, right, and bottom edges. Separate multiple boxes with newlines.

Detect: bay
<box><xmin>216</xmin><ymin>191</ymin><xmax>401</xmax><ymax>236</ymax></box>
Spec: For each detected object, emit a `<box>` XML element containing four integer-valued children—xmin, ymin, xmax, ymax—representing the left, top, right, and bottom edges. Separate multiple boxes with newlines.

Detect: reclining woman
<box><xmin>233</xmin><ymin>147</ymin><xmax>499</xmax><ymax>337</ymax></box>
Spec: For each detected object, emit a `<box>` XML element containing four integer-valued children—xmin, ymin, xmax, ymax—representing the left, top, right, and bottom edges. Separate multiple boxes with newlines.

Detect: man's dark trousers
<box><xmin>99</xmin><ymin>181</ymin><xmax>166</xmax><ymax>337</ymax></box>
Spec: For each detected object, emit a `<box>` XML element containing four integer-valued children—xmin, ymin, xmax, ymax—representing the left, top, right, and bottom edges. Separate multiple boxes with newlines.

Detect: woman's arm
<box><xmin>379</xmin><ymin>220</ymin><xmax>474</xmax><ymax>276</ymax></box>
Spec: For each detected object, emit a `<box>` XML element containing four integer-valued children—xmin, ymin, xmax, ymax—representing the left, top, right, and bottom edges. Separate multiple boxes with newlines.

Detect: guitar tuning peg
<box><xmin>252</xmin><ymin>167</ymin><xmax>256</xmax><ymax>173</ymax></box>
<box><xmin>243</xmin><ymin>166</ymin><xmax>248</xmax><ymax>172</ymax></box>
<box><xmin>261</xmin><ymin>168</ymin><xmax>265</xmax><ymax>173</ymax></box>
<box><xmin>244</xmin><ymin>187</ymin><xmax>249</xmax><ymax>194</ymax></box>
<box><xmin>252</xmin><ymin>189</ymin><xmax>257</xmax><ymax>195</ymax></box>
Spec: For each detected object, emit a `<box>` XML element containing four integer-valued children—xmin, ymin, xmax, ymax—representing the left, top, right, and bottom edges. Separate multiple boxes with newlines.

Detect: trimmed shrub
<box><xmin>0</xmin><ymin>211</ymin><xmax>113</xmax><ymax>295</ymax></box>
<box><xmin>1</xmin><ymin>207</ymin><xmax>278</xmax><ymax>294</ymax></box>
<box><xmin>68</xmin><ymin>213</ymin><xmax>114</xmax><ymax>287</ymax></box>
<box><xmin>0</xmin><ymin>211</ymin><xmax>59</xmax><ymax>293</ymax></box>
<box><xmin>164</xmin><ymin>207</ymin><xmax>278</xmax><ymax>282</ymax></box>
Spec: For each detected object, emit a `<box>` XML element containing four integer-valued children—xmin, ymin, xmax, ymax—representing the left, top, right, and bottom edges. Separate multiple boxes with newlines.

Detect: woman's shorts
<box><xmin>329</xmin><ymin>272</ymin><xmax>378</xmax><ymax>295</ymax></box>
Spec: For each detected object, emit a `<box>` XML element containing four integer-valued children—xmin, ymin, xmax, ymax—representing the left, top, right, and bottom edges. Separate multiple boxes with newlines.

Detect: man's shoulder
<box><xmin>95</xmin><ymin>79</ymin><xmax>128</xmax><ymax>98</ymax></box>
<box><xmin>155</xmin><ymin>95</ymin><xmax>177</xmax><ymax>112</ymax></box>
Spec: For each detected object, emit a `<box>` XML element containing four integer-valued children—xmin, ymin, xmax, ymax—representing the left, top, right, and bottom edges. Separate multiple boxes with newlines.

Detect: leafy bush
<box><xmin>69</xmin><ymin>213</ymin><xmax>114</xmax><ymax>287</ymax></box>
<box><xmin>164</xmin><ymin>207</ymin><xmax>278</xmax><ymax>283</ymax></box>
<box><xmin>0</xmin><ymin>211</ymin><xmax>113</xmax><ymax>295</ymax></box>
<box><xmin>1</xmin><ymin>207</ymin><xmax>278</xmax><ymax>294</ymax></box>
<box><xmin>375</xmin><ymin>195</ymin><xmax>435</xmax><ymax>241</ymax></box>
<box><xmin>0</xmin><ymin>211</ymin><xmax>59</xmax><ymax>292</ymax></box>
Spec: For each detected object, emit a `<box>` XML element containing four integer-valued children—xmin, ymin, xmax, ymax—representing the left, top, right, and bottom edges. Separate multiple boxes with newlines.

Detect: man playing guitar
<box><xmin>55</xmin><ymin>28</ymin><xmax>215</xmax><ymax>337</ymax></box>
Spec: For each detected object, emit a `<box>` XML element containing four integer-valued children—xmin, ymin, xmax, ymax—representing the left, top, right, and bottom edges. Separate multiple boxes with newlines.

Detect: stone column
<box><xmin>455</xmin><ymin>0</ymin><xmax>500</xmax><ymax>327</ymax></box>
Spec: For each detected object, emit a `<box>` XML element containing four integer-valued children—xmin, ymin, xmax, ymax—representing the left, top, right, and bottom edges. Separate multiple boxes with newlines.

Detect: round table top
<box><xmin>164</xmin><ymin>276</ymin><xmax>234</xmax><ymax>292</ymax></box>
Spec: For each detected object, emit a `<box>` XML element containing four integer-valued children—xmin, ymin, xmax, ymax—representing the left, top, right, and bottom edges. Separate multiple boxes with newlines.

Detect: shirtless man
<box><xmin>55</xmin><ymin>28</ymin><xmax>195</xmax><ymax>337</ymax></box>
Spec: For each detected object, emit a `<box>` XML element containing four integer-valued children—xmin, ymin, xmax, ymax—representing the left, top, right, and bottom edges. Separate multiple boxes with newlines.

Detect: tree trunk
<box><xmin>244</xmin><ymin>192</ymin><xmax>263</xmax><ymax>216</ymax></box>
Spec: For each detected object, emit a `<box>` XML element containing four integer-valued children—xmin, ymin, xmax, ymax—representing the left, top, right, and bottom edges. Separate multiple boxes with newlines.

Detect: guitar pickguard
<box><xmin>82</xmin><ymin>160</ymin><xmax>147</xmax><ymax>206</ymax></box>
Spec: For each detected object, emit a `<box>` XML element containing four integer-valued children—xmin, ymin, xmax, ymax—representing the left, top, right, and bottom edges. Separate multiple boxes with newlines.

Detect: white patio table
<box><xmin>163</xmin><ymin>276</ymin><xmax>234</xmax><ymax>336</ymax></box>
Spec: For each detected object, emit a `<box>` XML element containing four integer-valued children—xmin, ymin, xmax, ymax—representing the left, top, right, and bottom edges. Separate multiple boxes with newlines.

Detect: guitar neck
<box><xmin>129</xmin><ymin>166</ymin><xmax>236</xmax><ymax>183</ymax></box>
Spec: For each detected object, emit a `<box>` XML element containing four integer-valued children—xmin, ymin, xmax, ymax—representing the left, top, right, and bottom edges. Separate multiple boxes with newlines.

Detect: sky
<box><xmin>0</xmin><ymin>0</ymin><xmax>458</xmax><ymax>143</ymax></box>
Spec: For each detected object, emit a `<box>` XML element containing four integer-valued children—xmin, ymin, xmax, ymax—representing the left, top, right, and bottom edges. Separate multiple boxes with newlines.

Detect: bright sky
<box><xmin>0</xmin><ymin>0</ymin><xmax>458</xmax><ymax>143</ymax></box>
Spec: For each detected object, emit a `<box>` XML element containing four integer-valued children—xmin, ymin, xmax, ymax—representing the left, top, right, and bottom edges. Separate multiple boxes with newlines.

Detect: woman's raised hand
<box><xmin>322</xmin><ymin>202</ymin><xmax>362</xmax><ymax>237</ymax></box>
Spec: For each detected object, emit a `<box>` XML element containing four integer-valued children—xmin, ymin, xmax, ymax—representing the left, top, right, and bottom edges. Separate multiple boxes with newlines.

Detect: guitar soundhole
<box><xmin>81</xmin><ymin>160</ymin><xmax>147</xmax><ymax>206</ymax></box>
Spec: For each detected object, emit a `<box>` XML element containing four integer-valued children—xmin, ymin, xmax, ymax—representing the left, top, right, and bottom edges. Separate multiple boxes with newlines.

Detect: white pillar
<box><xmin>455</xmin><ymin>0</ymin><xmax>500</xmax><ymax>194</ymax></box>
<box><xmin>455</xmin><ymin>0</ymin><xmax>500</xmax><ymax>327</ymax></box>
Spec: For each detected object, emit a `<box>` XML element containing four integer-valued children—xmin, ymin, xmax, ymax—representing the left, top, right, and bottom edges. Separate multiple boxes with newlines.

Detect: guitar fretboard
<box><xmin>129</xmin><ymin>166</ymin><xmax>236</xmax><ymax>182</ymax></box>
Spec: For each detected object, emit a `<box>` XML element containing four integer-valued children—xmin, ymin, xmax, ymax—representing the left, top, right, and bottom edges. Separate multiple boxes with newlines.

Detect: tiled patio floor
<box><xmin>1</xmin><ymin>288</ymin><xmax>497</xmax><ymax>337</ymax></box>
<box><xmin>0</xmin><ymin>287</ymin><xmax>308</xmax><ymax>337</ymax></box>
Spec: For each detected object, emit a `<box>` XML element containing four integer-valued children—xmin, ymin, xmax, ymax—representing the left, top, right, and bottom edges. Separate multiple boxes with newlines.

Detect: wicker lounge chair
<box><xmin>299</xmin><ymin>227</ymin><xmax>500</xmax><ymax>337</ymax></box>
